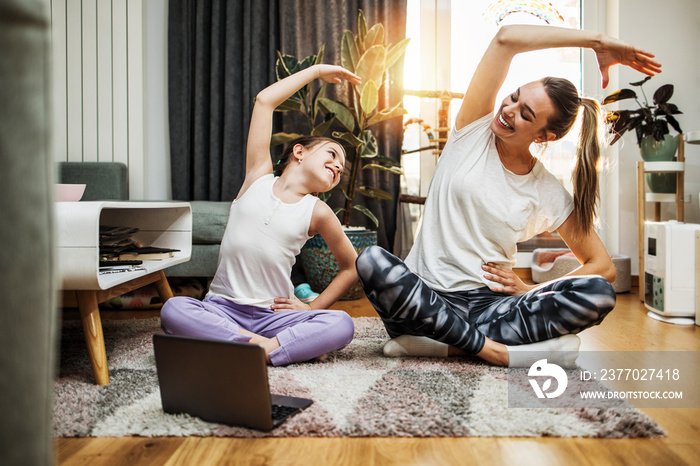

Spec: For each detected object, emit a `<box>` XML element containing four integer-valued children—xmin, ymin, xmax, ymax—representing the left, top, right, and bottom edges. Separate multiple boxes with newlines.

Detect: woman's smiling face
<box><xmin>490</xmin><ymin>81</ymin><xmax>557</xmax><ymax>148</ymax></box>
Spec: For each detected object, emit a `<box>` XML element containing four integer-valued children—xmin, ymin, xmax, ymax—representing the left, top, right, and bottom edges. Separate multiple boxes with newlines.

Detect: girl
<box><xmin>356</xmin><ymin>25</ymin><xmax>662</xmax><ymax>367</ymax></box>
<box><xmin>162</xmin><ymin>64</ymin><xmax>362</xmax><ymax>365</ymax></box>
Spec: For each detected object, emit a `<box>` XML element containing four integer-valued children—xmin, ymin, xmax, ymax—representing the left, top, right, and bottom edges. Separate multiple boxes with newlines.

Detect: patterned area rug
<box><xmin>54</xmin><ymin>317</ymin><xmax>664</xmax><ymax>438</ymax></box>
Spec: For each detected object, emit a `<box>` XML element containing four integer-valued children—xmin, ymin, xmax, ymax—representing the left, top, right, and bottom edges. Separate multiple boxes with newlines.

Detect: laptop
<box><xmin>153</xmin><ymin>333</ymin><xmax>313</xmax><ymax>431</ymax></box>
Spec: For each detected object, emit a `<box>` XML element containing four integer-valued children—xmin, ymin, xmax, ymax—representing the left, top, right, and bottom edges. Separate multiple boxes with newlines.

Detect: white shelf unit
<box><xmin>636</xmin><ymin>141</ymin><xmax>685</xmax><ymax>302</ymax></box>
<box><xmin>56</xmin><ymin>201</ymin><xmax>192</xmax><ymax>290</ymax></box>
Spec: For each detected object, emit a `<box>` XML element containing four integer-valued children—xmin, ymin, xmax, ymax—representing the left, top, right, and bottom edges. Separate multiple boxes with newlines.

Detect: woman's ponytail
<box><xmin>541</xmin><ymin>77</ymin><xmax>606</xmax><ymax>240</ymax></box>
<box><xmin>571</xmin><ymin>98</ymin><xmax>603</xmax><ymax>240</ymax></box>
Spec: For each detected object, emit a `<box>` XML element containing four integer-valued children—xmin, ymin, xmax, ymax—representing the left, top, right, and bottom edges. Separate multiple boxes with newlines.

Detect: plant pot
<box><xmin>300</xmin><ymin>229</ymin><xmax>377</xmax><ymax>300</ymax></box>
<box><xmin>640</xmin><ymin>134</ymin><xmax>678</xmax><ymax>193</ymax></box>
<box><xmin>640</xmin><ymin>134</ymin><xmax>678</xmax><ymax>161</ymax></box>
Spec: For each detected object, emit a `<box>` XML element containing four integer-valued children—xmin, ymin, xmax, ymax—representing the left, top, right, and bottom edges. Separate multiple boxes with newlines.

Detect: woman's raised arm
<box><xmin>455</xmin><ymin>25</ymin><xmax>661</xmax><ymax>130</ymax></box>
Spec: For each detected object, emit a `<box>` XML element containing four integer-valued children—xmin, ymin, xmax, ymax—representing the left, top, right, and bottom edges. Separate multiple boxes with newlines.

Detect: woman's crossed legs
<box><xmin>356</xmin><ymin>246</ymin><xmax>616</xmax><ymax>365</ymax></box>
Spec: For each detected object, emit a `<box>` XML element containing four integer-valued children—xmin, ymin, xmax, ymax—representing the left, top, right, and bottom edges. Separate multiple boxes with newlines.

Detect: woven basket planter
<box><xmin>300</xmin><ymin>229</ymin><xmax>377</xmax><ymax>300</ymax></box>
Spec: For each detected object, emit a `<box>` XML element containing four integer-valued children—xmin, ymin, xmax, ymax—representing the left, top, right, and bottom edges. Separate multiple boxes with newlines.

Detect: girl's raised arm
<box><xmin>455</xmin><ymin>25</ymin><xmax>661</xmax><ymax>130</ymax></box>
<box><xmin>238</xmin><ymin>65</ymin><xmax>360</xmax><ymax>199</ymax></box>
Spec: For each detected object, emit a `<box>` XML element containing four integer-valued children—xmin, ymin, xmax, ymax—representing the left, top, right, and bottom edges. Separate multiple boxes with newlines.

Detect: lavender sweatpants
<box><xmin>160</xmin><ymin>294</ymin><xmax>354</xmax><ymax>366</ymax></box>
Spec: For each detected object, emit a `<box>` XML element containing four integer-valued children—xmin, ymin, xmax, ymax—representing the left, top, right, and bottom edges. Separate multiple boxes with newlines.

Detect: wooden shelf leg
<box><xmin>154</xmin><ymin>270</ymin><xmax>174</xmax><ymax>303</ymax></box>
<box><xmin>76</xmin><ymin>290</ymin><xmax>109</xmax><ymax>385</ymax></box>
<box><xmin>637</xmin><ymin>161</ymin><xmax>645</xmax><ymax>303</ymax></box>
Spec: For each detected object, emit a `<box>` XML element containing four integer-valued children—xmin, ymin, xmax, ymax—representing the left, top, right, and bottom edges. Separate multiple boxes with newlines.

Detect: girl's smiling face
<box><xmin>298</xmin><ymin>141</ymin><xmax>345</xmax><ymax>191</ymax></box>
<box><xmin>490</xmin><ymin>81</ymin><xmax>557</xmax><ymax>148</ymax></box>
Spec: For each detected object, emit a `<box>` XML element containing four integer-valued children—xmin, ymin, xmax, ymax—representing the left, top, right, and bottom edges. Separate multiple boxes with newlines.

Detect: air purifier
<box><xmin>644</xmin><ymin>221</ymin><xmax>700</xmax><ymax>324</ymax></box>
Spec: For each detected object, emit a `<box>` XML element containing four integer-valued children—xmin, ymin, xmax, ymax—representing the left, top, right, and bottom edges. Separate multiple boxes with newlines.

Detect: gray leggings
<box><xmin>356</xmin><ymin>246</ymin><xmax>616</xmax><ymax>354</ymax></box>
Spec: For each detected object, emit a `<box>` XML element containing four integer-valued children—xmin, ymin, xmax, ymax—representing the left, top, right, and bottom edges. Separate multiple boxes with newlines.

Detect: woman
<box><xmin>162</xmin><ymin>64</ymin><xmax>362</xmax><ymax>365</ymax></box>
<box><xmin>356</xmin><ymin>25</ymin><xmax>661</xmax><ymax>367</ymax></box>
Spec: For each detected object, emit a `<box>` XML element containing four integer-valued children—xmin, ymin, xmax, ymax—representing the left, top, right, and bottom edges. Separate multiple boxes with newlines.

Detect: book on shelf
<box><xmin>99</xmin><ymin>226</ymin><xmax>179</xmax><ymax>260</ymax></box>
<box><xmin>116</xmin><ymin>247</ymin><xmax>180</xmax><ymax>261</ymax></box>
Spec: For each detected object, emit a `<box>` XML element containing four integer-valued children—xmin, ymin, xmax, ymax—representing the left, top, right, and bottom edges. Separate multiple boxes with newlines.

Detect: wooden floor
<box><xmin>56</xmin><ymin>289</ymin><xmax>700</xmax><ymax>466</ymax></box>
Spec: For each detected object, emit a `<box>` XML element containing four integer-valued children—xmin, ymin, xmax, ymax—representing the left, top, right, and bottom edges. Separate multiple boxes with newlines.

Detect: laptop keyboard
<box><xmin>271</xmin><ymin>404</ymin><xmax>299</xmax><ymax>421</ymax></box>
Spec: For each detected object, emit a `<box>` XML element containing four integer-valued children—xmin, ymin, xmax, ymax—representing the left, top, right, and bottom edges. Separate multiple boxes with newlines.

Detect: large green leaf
<box><xmin>275</xmin><ymin>98</ymin><xmax>303</xmax><ymax>112</ymax></box>
<box><xmin>297</xmin><ymin>54</ymin><xmax>317</xmax><ymax>73</ymax></box>
<box><xmin>367</xmin><ymin>102</ymin><xmax>407</xmax><ymax>126</ymax></box>
<box><xmin>358</xmin><ymin>10</ymin><xmax>368</xmax><ymax>47</ymax></box>
<box><xmin>318</xmin><ymin>98</ymin><xmax>356</xmax><ymax>132</ymax></box>
<box><xmin>360</xmin><ymin>130</ymin><xmax>378</xmax><ymax>157</ymax></box>
<box><xmin>362</xmin><ymin>164</ymin><xmax>403</xmax><ymax>175</ymax></box>
<box><xmin>355</xmin><ymin>45</ymin><xmax>386</xmax><ymax>94</ymax></box>
<box><xmin>312</xmin><ymin>82</ymin><xmax>328</xmax><ymax>121</ymax></box>
<box><xmin>341</xmin><ymin>30</ymin><xmax>360</xmax><ymax>72</ymax></box>
<box><xmin>332</xmin><ymin>131</ymin><xmax>363</xmax><ymax>149</ymax></box>
<box><xmin>357</xmin><ymin>186</ymin><xmax>393</xmax><ymax>200</ymax></box>
<box><xmin>311</xmin><ymin>118</ymin><xmax>335</xmax><ymax>137</ymax></box>
<box><xmin>364</xmin><ymin>24</ymin><xmax>385</xmax><ymax>49</ymax></box>
<box><xmin>270</xmin><ymin>132</ymin><xmax>302</xmax><ymax>147</ymax></box>
<box><xmin>336</xmin><ymin>183</ymin><xmax>350</xmax><ymax>200</ymax></box>
<box><xmin>360</xmin><ymin>79</ymin><xmax>379</xmax><ymax>115</ymax></box>
<box><xmin>275</xmin><ymin>51</ymin><xmax>296</xmax><ymax>80</ymax></box>
<box><xmin>276</xmin><ymin>51</ymin><xmax>316</xmax><ymax>102</ymax></box>
<box><xmin>355</xmin><ymin>35</ymin><xmax>364</xmax><ymax>56</ymax></box>
<box><xmin>385</xmin><ymin>38</ymin><xmax>410</xmax><ymax>69</ymax></box>
<box><xmin>313</xmin><ymin>44</ymin><xmax>325</xmax><ymax>65</ymax></box>
<box><xmin>353</xmin><ymin>204</ymin><xmax>379</xmax><ymax>228</ymax></box>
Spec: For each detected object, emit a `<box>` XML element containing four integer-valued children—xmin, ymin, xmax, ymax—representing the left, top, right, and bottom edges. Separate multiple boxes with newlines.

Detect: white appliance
<box><xmin>644</xmin><ymin>221</ymin><xmax>700</xmax><ymax>324</ymax></box>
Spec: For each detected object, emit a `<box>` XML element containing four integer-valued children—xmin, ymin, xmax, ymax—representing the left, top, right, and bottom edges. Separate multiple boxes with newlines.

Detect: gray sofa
<box><xmin>164</xmin><ymin>201</ymin><xmax>230</xmax><ymax>278</ymax></box>
<box><xmin>58</xmin><ymin>162</ymin><xmax>229</xmax><ymax>279</ymax></box>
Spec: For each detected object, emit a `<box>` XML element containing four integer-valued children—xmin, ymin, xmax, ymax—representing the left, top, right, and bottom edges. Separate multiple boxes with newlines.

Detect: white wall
<box><xmin>613</xmin><ymin>0</ymin><xmax>700</xmax><ymax>274</ymax></box>
<box><xmin>51</xmin><ymin>0</ymin><xmax>145</xmax><ymax>198</ymax></box>
<box><xmin>143</xmin><ymin>0</ymin><xmax>171</xmax><ymax>200</ymax></box>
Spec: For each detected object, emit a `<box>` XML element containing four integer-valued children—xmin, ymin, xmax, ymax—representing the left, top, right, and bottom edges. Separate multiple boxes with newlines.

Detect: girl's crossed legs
<box><xmin>160</xmin><ymin>294</ymin><xmax>354</xmax><ymax>366</ymax></box>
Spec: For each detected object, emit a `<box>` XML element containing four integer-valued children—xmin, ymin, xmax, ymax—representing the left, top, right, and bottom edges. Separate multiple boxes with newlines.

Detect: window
<box><xmin>400</xmin><ymin>0</ymin><xmax>582</xmax><ymax>253</ymax></box>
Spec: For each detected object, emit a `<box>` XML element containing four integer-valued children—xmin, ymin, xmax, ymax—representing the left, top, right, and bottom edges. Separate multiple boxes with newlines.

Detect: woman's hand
<box><xmin>482</xmin><ymin>262</ymin><xmax>534</xmax><ymax>296</ymax></box>
<box><xmin>594</xmin><ymin>34</ymin><xmax>662</xmax><ymax>88</ymax></box>
<box><xmin>315</xmin><ymin>64</ymin><xmax>361</xmax><ymax>86</ymax></box>
<box><xmin>271</xmin><ymin>296</ymin><xmax>311</xmax><ymax>312</ymax></box>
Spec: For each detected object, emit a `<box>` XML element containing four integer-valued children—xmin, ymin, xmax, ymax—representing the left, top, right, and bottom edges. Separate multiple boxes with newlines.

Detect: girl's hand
<box><xmin>482</xmin><ymin>262</ymin><xmax>534</xmax><ymax>296</ymax></box>
<box><xmin>315</xmin><ymin>64</ymin><xmax>361</xmax><ymax>86</ymax></box>
<box><xmin>594</xmin><ymin>34</ymin><xmax>662</xmax><ymax>88</ymax></box>
<box><xmin>271</xmin><ymin>296</ymin><xmax>311</xmax><ymax>312</ymax></box>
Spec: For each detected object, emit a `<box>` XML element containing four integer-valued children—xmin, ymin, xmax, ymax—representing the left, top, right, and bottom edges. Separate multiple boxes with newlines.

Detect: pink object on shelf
<box><xmin>55</xmin><ymin>184</ymin><xmax>86</xmax><ymax>202</ymax></box>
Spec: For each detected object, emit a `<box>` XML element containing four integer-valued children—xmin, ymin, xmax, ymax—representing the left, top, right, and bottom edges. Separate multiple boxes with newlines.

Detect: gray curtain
<box><xmin>279</xmin><ymin>0</ymin><xmax>407</xmax><ymax>250</ymax></box>
<box><xmin>168</xmin><ymin>0</ymin><xmax>407</xmax><ymax>250</ymax></box>
<box><xmin>169</xmin><ymin>0</ymin><xmax>280</xmax><ymax>201</ymax></box>
<box><xmin>0</xmin><ymin>0</ymin><xmax>57</xmax><ymax>464</ymax></box>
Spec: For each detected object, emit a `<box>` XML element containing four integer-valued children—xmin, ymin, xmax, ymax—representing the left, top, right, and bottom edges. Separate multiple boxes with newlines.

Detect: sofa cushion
<box><xmin>58</xmin><ymin>162</ymin><xmax>129</xmax><ymax>200</ymax></box>
<box><xmin>190</xmin><ymin>201</ymin><xmax>231</xmax><ymax>244</ymax></box>
<box><xmin>165</xmin><ymin>244</ymin><xmax>220</xmax><ymax>277</ymax></box>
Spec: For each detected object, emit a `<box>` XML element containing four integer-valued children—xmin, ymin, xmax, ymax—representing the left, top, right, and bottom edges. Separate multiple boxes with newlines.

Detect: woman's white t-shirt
<box><xmin>404</xmin><ymin>113</ymin><xmax>574</xmax><ymax>292</ymax></box>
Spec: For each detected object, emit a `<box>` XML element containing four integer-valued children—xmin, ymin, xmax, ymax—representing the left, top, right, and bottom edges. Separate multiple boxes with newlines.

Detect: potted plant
<box><xmin>602</xmin><ymin>76</ymin><xmax>683</xmax><ymax>192</ymax></box>
<box><xmin>272</xmin><ymin>10</ymin><xmax>410</xmax><ymax>298</ymax></box>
